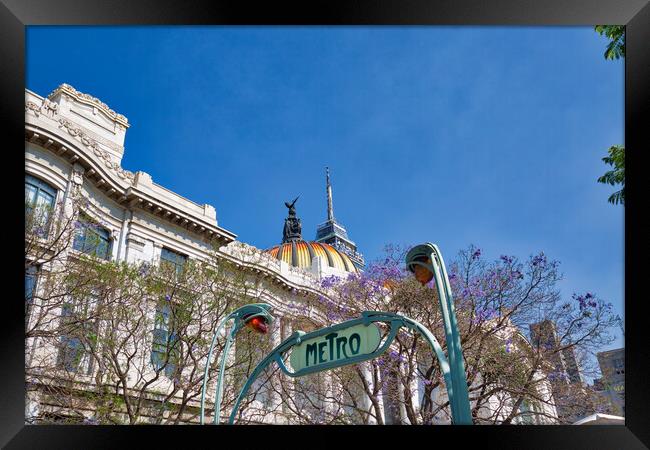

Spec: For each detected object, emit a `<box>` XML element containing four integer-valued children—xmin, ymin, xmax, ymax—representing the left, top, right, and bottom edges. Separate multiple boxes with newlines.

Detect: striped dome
<box><xmin>266</xmin><ymin>241</ymin><xmax>358</xmax><ymax>273</ymax></box>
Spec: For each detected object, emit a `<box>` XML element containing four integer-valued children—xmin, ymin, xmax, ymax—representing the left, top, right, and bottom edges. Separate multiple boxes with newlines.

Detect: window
<box><xmin>151</xmin><ymin>301</ymin><xmax>179</xmax><ymax>378</ymax></box>
<box><xmin>57</xmin><ymin>303</ymin><xmax>86</xmax><ymax>373</ymax></box>
<box><xmin>25</xmin><ymin>265</ymin><xmax>39</xmax><ymax>327</ymax></box>
<box><xmin>25</xmin><ymin>175</ymin><xmax>57</xmax><ymax>238</ymax></box>
<box><xmin>518</xmin><ymin>399</ymin><xmax>537</xmax><ymax>425</ymax></box>
<box><xmin>73</xmin><ymin>214</ymin><xmax>112</xmax><ymax>260</ymax></box>
<box><xmin>57</xmin><ymin>294</ymin><xmax>98</xmax><ymax>374</ymax></box>
<box><xmin>160</xmin><ymin>248</ymin><xmax>187</xmax><ymax>278</ymax></box>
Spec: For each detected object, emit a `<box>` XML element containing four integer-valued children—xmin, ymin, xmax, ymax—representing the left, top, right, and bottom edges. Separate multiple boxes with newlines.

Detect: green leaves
<box><xmin>597</xmin><ymin>145</ymin><xmax>625</xmax><ymax>205</ymax></box>
<box><xmin>594</xmin><ymin>25</ymin><xmax>625</xmax><ymax>60</ymax></box>
<box><xmin>593</xmin><ymin>27</ymin><xmax>625</xmax><ymax>206</ymax></box>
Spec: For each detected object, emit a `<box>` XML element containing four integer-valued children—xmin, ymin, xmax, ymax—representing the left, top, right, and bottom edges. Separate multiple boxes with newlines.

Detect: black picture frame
<box><xmin>2</xmin><ymin>1</ymin><xmax>648</xmax><ymax>448</ymax></box>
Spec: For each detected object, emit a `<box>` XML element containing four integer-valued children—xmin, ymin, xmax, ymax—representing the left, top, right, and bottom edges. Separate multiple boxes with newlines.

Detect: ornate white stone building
<box><xmin>25</xmin><ymin>84</ymin><xmax>559</xmax><ymax>425</ymax></box>
<box><xmin>25</xmin><ymin>83</ymin><xmax>383</xmax><ymax>425</ymax></box>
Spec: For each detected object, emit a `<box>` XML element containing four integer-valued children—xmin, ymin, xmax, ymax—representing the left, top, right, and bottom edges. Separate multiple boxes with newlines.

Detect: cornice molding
<box><xmin>26</xmin><ymin>87</ymin><xmax>236</xmax><ymax>247</ymax></box>
<box><xmin>25</xmin><ymin>125</ymin><xmax>236</xmax><ymax>247</ymax></box>
<box><xmin>56</xmin><ymin>117</ymin><xmax>135</xmax><ymax>182</ymax></box>
<box><xmin>48</xmin><ymin>83</ymin><xmax>129</xmax><ymax>128</ymax></box>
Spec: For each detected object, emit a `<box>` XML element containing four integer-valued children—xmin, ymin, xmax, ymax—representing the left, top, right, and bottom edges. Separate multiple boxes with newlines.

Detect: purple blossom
<box><xmin>548</xmin><ymin>371</ymin><xmax>568</xmax><ymax>382</ymax></box>
<box><xmin>500</xmin><ymin>255</ymin><xmax>514</xmax><ymax>264</ymax></box>
<box><xmin>471</xmin><ymin>248</ymin><xmax>482</xmax><ymax>260</ymax></box>
<box><xmin>138</xmin><ymin>262</ymin><xmax>151</xmax><ymax>277</ymax></box>
<box><xmin>472</xmin><ymin>307</ymin><xmax>498</xmax><ymax>325</ymax></box>
<box><xmin>573</xmin><ymin>292</ymin><xmax>598</xmax><ymax>310</ymax></box>
<box><xmin>531</xmin><ymin>253</ymin><xmax>547</xmax><ymax>267</ymax></box>
<box><xmin>320</xmin><ymin>275</ymin><xmax>341</xmax><ymax>289</ymax></box>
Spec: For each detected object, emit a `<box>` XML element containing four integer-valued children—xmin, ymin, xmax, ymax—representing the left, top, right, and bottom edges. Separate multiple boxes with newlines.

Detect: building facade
<box><xmin>25</xmin><ymin>84</ymin><xmax>559</xmax><ymax>425</ymax></box>
<box><xmin>593</xmin><ymin>348</ymin><xmax>625</xmax><ymax>416</ymax></box>
<box><xmin>529</xmin><ymin>320</ymin><xmax>602</xmax><ymax>423</ymax></box>
<box><xmin>530</xmin><ymin>320</ymin><xmax>583</xmax><ymax>385</ymax></box>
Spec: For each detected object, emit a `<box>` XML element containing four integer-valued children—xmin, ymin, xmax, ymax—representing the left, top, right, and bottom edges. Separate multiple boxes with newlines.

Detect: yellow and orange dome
<box><xmin>266</xmin><ymin>241</ymin><xmax>358</xmax><ymax>273</ymax></box>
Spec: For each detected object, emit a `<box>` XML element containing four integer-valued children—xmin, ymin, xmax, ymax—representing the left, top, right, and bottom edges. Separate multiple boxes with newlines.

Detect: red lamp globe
<box><xmin>246</xmin><ymin>316</ymin><xmax>269</xmax><ymax>334</ymax></box>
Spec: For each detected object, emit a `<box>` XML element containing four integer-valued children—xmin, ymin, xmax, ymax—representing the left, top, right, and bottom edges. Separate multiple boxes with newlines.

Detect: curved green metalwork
<box><xmin>199</xmin><ymin>303</ymin><xmax>273</xmax><ymax>425</ymax></box>
<box><xmin>228</xmin><ymin>311</ymin><xmax>461</xmax><ymax>425</ymax></box>
<box><xmin>405</xmin><ymin>242</ymin><xmax>473</xmax><ymax>424</ymax></box>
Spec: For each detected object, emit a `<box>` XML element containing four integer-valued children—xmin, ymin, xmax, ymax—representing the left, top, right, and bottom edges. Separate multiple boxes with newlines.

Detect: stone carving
<box><xmin>40</xmin><ymin>98</ymin><xmax>58</xmax><ymax>117</ymax></box>
<box><xmin>58</xmin><ymin>118</ymin><xmax>135</xmax><ymax>182</ymax></box>
<box><xmin>25</xmin><ymin>101</ymin><xmax>42</xmax><ymax>117</ymax></box>
<box><xmin>71</xmin><ymin>164</ymin><xmax>84</xmax><ymax>186</ymax></box>
<box><xmin>65</xmin><ymin>116</ymin><xmax>124</xmax><ymax>153</ymax></box>
<box><xmin>48</xmin><ymin>83</ymin><xmax>129</xmax><ymax>126</ymax></box>
<box><xmin>282</xmin><ymin>196</ymin><xmax>302</xmax><ymax>243</ymax></box>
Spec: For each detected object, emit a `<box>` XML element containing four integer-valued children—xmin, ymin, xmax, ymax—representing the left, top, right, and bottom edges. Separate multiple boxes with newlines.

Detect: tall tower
<box><xmin>530</xmin><ymin>320</ymin><xmax>583</xmax><ymax>384</ymax></box>
<box><xmin>315</xmin><ymin>167</ymin><xmax>365</xmax><ymax>270</ymax></box>
<box><xmin>530</xmin><ymin>319</ymin><xmax>587</xmax><ymax>422</ymax></box>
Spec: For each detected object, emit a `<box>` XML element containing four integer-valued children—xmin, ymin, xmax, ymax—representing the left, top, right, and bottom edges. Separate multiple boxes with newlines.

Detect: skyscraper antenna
<box><xmin>326</xmin><ymin>166</ymin><xmax>334</xmax><ymax>221</ymax></box>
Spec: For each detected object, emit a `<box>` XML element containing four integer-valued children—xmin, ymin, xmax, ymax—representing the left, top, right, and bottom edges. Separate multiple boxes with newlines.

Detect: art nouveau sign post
<box><xmin>405</xmin><ymin>242</ymin><xmax>473</xmax><ymax>424</ymax></box>
<box><xmin>200</xmin><ymin>303</ymin><xmax>274</xmax><ymax>425</ymax></box>
<box><xmin>228</xmin><ymin>311</ymin><xmax>472</xmax><ymax>424</ymax></box>
<box><xmin>204</xmin><ymin>243</ymin><xmax>473</xmax><ymax>425</ymax></box>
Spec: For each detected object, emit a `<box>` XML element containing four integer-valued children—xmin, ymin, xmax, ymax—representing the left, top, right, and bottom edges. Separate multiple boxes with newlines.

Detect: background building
<box><xmin>529</xmin><ymin>319</ymin><xmax>591</xmax><ymax>422</ymax></box>
<box><xmin>314</xmin><ymin>167</ymin><xmax>365</xmax><ymax>270</ymax></box>
<box><xmin>530</xmin><ymin>320</ymin><xmax>583</xmax><ymax>384</ymax></box>
<box><xmin>593</xmin><ymin>348</ymin><xmax>625</xmax><ymax>416</ymax></box>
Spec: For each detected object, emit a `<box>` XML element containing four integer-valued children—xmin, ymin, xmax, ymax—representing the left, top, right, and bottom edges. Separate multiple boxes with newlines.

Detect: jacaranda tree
<box><xmin>299</xmin><ymin>244</ymin><xmax>619</xmax><ymax>424</ymax></box>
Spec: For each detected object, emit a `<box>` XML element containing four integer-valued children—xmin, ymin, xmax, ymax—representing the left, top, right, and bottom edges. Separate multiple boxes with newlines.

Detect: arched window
<box><xmin>73</xmin><ymin>213</ymin><xmax>112</xmax><ymax>260</ymax></box>
<box><xmin>25</xmin><ymin>174</ymin><xmax>57</xmax><ymax>237</ymax></box>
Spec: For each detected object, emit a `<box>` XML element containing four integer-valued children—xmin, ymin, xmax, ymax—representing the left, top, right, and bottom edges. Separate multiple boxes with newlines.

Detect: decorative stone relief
<box><xmin>25</xmin><ymin>101</ymin><xmax>42</xmax><ymax>117</ymax></box>
<box><xmin>48</xmin><ymin>83</ymin><xmax>129</xmax><ymax>126</ymax></box>
<box><xmin>57</xmin><ymin>118</ymin><xmax>135</xmax><ymax>182</ymax></box>
<box><xmin>71</xmin><ymin>163</ymin><xmax>85</xmax><ymax>186</ymax></box>
<box><xmin>40</xmin><ymin>98</ymin><xmax>59</xmax><ymax>117</ymax></box>
<box><xmin>63</xmin><ymin>112</ymin><xmax>125</xmax><ymax>153</ymax></box>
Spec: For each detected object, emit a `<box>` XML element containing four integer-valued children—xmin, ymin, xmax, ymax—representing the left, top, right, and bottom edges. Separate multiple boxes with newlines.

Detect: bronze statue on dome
<box><xmin>282</xmin><ymin>196</ymin><xmax>302</xmax><ymax>242</ymax></box>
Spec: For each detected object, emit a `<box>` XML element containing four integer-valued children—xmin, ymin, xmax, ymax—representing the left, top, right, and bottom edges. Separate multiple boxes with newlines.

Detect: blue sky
<box><xmin>27</xmin><ymin>26</ymin><xmax>624</xmax><ymax>356</ymax></box>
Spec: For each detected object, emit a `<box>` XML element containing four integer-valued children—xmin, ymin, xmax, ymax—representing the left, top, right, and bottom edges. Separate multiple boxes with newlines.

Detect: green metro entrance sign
<box><xmin>228</xmin><ymin>311</ymin><xmax>473</xmax><ymax>424</ymax></box>
<box><xmin>290</xmin><ymin>322</ymin><xmax>381</xmax><ymax>372</ymax></box>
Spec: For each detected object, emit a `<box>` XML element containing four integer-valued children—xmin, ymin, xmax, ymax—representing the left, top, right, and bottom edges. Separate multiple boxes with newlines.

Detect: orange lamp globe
<box><xmin>413</xmin><ymin>264</ymin><xmax>434</xmax><ymax>285</ymax></box>
<box><xmin>246</xmin><ymin>316</ymin><xmax>269</xmax><ymax>334</ymax></box>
